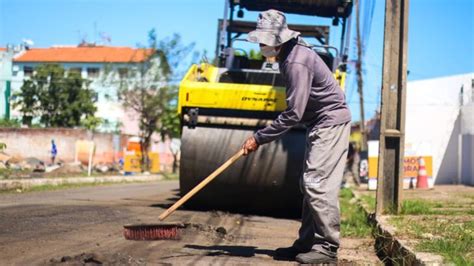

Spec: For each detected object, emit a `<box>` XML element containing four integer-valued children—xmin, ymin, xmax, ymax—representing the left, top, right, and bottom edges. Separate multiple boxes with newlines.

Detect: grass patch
<box><xmin>390</xmin><ymin>216</ymin><xmax>474</xmax><ymax>265</ymax></box>
<box><xmin>0</xmin><ymin>180</ymin><xmax>150</xmax><ymax>194</ymax></box>
<box><xmin>0</xmin><ymin>168</ymin><xmax>31</xmax><ymax>179</ymax></box>
<box><xmin>162</xmin><ymin>173</ymin><xmax>179</xmax><ymax>180</ymax></box>
<box><xmin>400</xmin><ymin>200</ymin><xmax>434</xmax><ymax>215</ymax></box>
<box><xmin>400</xmin><ymin>199</ymin><xmax>472</xmax><ymax>216</ymax></box>
<box><xmin>361</xmin><ymin>194</ymin><xmax>376</xmax><ymax>213</ymax></box>
<box><xmin>340</xmin><ymin>188</ymin><xmax>373</xmax><ymax>237</ymax></box>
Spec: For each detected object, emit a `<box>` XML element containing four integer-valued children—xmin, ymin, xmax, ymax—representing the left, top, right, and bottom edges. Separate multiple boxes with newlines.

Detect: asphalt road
<box><xmin>0</xmin><ymin>180</ymin><xmax>380</xmax><ymax>265</ymax></box>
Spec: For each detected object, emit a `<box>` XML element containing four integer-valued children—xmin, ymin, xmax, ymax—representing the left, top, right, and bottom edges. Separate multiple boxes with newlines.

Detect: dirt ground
<box><xmin>0</xmin><ymin>181</ymin><xmax>380</xmax><ymax>265</ymax></box>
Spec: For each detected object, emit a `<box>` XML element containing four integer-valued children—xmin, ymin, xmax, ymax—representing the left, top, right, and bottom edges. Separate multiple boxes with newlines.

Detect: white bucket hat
<box><xmin>247</xmin><ymin>9</ymin><xmax>300</xmax><ymax>47</ymax></box>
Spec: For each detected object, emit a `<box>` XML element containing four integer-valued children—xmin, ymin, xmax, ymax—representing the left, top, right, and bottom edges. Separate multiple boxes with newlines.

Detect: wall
<box><xmin>0</xmin><ymin>128</ymin><xmax>125</xmax><ymax>164</ymax></box>
<box><xmin>461</xmin><ymin>104</ymin><xmax>474</xmax><ymax>185</ymax></box>
<box><xmin>0</xmin><ymin>128</ymin><xmax>178</xmax><ymax>172</ymax></box>
<box><xmin>405</xmin><ymin>73</ymin><xmax>473</xmax><ymax>184</ymax></box>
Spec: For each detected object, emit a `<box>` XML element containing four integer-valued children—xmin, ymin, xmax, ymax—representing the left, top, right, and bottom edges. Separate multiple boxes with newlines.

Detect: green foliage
<box><xmin>80</xmin><ymin>116</ymin><xmax>104</xmax><ymax>131</ymax></box>
<box><xmin>234</xmin><ymin>49</ymin><xmax>263</xmax><ymax>60</ymax></box>
<box><xmin>0</xmin><ymin>142</ymin><xmax>6</xmax><ymax>152</ymax></box>
<box><xmin>249</xmin><ymin>49</ymin><xmax>263</xmax><ymax>60</ymax></box>
<box><xmin>13</xmin><ymin>64</ymin><xmax>97</xmax><ymax>127</ymax></box>
<box><xmin>340</xmin><ymin>188</ymin><xmax>373</xmax><ymax>237</ymax></box>
<box><xmin>158</xmin><ymin>85</ymin><xmax>180</xmax><ymax>140</ymax></box>
<box><xmin>0</xmin><ymin>118</ymin><xmax>21</xmax><ymax>128</ymax></box>
<box><xmin>117</xmin><ymin>29</ymin><xmax>193</xmax><ymax>171</ymax></box>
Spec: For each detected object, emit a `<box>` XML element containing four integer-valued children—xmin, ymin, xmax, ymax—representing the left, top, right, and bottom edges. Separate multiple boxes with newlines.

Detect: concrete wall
<box><xmin>405</xmin><ymin>73</ymin><xmax>473</xmax><ymax>185</ymax></box>
<box><xmin>461</xmin><ymin>104</ymin><xmax>474</xmax><ymax>185</ymax></box>
<box><xmin>0</xmin><ymin>128</ymin><xmax>179</xmax><ymax>172</ymax></box>
<box><xmin>0</xmin><ymin>128</ymin><xmax>125</xmax><ymax>164</ymax></box>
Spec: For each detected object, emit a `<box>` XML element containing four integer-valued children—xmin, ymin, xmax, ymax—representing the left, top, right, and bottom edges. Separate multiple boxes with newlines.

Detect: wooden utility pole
<box><xmin>355</xmin><ymin>0</ymin><xmax>367</xmax><ymax>152</ymax></box>
<box><xmin>376</xmin><ymin>0</ymin><xmax>409</xmax><ymax>215</ymax></box>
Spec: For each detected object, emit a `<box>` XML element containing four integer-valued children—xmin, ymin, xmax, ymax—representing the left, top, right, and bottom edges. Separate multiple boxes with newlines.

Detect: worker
<box><xmin>242</xmin><ymin>9</ymin><xmax>351</xmax><ymax>264</ymax></box>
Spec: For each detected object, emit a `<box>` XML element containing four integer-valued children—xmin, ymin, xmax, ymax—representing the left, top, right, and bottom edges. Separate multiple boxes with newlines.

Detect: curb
<box><xmin>0</xmin><ymin>174</ymin><xmax>164</xmax><ymax>191</ymax></box>
<box><xmin>351</xmin><ymin>189</ymin><xmax>445</xmax><ymax>266</ymax></box>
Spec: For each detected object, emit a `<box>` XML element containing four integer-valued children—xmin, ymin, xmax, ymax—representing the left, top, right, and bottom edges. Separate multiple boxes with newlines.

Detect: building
<box><xmin>9</xmin><ymin>44</ymin><xmax>153</xmax><ymax>134</ymax></box>
<box><xmin>0</xmin><ymin>46</ymin><xmax>15</xmax><ymax>119</ymax></box>
<box><xmin>367</xmin><ymin>73</ymin><xmax>474</xmax><ymax>187</ymax></box>
<box><xmin>405</xmin><ymin>73</ymin><xmax>473</xmax><ymax>185</ymax></box>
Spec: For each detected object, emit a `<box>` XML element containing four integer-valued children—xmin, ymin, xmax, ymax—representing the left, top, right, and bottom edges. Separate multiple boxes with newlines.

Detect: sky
<box><xmin>1</xmin><ymin>0</ymin><xmax>473</xmax><ymax>122</ymax></box>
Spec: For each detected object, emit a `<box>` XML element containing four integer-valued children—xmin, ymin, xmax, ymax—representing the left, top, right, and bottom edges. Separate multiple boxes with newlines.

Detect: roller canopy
<box><xmin>231</xmin><ymin>0</ymin><xmax>353</xmax><ymax>18</ymax></box>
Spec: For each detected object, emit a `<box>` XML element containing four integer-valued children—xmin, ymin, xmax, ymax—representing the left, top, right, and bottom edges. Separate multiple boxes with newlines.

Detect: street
<box><xmin>0</xmin><ymin>181</ymin><xmax>380</xmax><ymax>265</ymax></box>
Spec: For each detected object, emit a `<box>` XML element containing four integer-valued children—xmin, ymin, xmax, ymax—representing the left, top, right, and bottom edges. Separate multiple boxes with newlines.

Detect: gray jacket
<box><xmin>254</xmin><ymin>39</ymin><xmax>351</xmax><ymax>145</ymax></box>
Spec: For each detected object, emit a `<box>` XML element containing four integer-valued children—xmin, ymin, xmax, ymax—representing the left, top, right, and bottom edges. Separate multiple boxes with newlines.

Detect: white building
<box><xmin>367</xmin><ymin>73</ymin><xmax>473</xmax><ymax>189</ymax></box>
<box><xmin>9</xmin><ymin>45</ymin><xmax>152</xmax><ymax>134</ymax></box>
<box><xmin>0</xmin><ymin>47</ymin><xmax>14</xmax><ymax>118</ymax></box>
<box><xmin>405</xmin><ymin>73</ymin><xmax>474</xmax><ymax>185</ymax></box>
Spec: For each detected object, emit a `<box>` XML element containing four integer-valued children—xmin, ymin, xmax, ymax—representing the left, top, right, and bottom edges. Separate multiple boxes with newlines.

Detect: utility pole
<box><xmin>376</xmin><ymin>0</ymin><xmax>409</xmax><ymax>215</ymax></box>
<box><xmin>355</xmin><ymin>0</ymin><xmax>367</xmax><ymax>152</ymax></box>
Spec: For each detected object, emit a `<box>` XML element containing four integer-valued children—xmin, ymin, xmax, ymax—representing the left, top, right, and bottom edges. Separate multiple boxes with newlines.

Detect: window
<box><xmin>118</xmin><ymin>68</ymin><xmax>129</xmax><ymax>78</ymax></box>
<box><xmin>69</xmin><ymin>67</ymin><xmax>82</xmax><ymax>74</ymax></box>
<box><xmin>24</xmin><ymin>66</ymin><xmax>33</xmax><ymax>77</ymax></box>
<box><xmin>87</xmin><ymin>67</ymin><xmax>100</xmax><ymax>78</ymax></box>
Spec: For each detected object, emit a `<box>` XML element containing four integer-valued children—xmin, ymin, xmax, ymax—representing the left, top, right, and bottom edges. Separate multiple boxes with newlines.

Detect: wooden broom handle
<box><xmin>159</xmin><ymin>149</ymin><xmax>244</xmax><ymax>221</ymax></box>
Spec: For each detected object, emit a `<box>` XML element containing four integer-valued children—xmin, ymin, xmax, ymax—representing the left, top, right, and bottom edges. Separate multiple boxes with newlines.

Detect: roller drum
<box><xmin>179</xmin><ymin>126</ymin><xmax>306</xmax><ymax>217</ymax></box>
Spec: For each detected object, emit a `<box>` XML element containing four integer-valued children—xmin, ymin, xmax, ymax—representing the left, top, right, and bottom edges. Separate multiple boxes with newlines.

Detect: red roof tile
<box><xmin>13</xmin><ymin>46</ymin><xmax>153</xmax><ymax>63</ymax></box>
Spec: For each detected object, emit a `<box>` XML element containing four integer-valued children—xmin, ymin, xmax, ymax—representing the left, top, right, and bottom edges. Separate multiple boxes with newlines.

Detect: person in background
<box><xmin>51</xmin><ymin>139</ymin><xmax>57</xmax><ymax>165</ymax></box>
<box><xmin>342</xmin><ymin>142</ymin><xmax>355</xmax><ymax>188</ymax></box>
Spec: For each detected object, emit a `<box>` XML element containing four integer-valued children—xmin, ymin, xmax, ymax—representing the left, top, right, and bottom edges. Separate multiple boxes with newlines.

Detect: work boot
<box><xmin>274</xmin><ymin>246</ymin><xmax>306</xmax><ymax>260</ymax></box>
<box><xmin>295</xmin><ymin>250</ymin><xmax>337</xmax><ymax>264</ymax></box>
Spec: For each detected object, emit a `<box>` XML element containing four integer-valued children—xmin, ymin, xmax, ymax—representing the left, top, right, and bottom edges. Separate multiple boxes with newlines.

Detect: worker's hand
<box><xmin>242</xmin><ymin>136</ymin><xmax>259</xmax><ymax>156</ymax></box>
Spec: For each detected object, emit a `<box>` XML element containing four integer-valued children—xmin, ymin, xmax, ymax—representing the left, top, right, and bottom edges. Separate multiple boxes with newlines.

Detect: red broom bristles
<box><xmin>123</xmin><ymin>224</ymin><xmax>182</xmax><ymax>240</ymax></box>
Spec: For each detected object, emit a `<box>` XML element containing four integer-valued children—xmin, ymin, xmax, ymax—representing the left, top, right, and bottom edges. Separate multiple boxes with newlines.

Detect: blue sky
<box><xmin>1</xmin><ymin>0</ymin><xmax>473</xmax><ymax>121</ymax></box>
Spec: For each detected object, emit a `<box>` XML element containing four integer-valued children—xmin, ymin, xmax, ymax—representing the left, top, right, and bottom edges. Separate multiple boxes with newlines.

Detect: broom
<box><xmin>123</xmin><ymin>149</ymin><xmax>244</xmax><ymax>240</ymax></box>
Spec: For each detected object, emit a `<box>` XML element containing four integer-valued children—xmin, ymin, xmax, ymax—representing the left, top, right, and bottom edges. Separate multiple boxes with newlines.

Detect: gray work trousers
<box><xmin>293</xmin><ymin>122</ymin><xmax>351</xmax><ymax>256</ymax></box>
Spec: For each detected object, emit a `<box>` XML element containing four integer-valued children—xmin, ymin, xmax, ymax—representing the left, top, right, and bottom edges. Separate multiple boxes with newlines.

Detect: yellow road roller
<box><xmin>178</xmin><ymin>0</ymin><xmax>353</xmax><ymax>217</ymax></box>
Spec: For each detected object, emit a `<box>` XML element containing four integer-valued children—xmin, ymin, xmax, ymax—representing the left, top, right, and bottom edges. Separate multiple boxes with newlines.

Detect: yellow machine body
<box><xmin>178</xmin><ymin>63</ymin><xmax>286</xmax><ymax>113</ymax></box>
<box><xmin>178</xmin><ymin>63</ymin><xmax>346</xmax><ymax>114</ymax></box>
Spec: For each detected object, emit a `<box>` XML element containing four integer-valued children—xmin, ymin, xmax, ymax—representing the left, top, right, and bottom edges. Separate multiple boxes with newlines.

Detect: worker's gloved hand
<box><xmin>242</xmin><ymin>136</ymin><xmax>259</xmax><ymax>156</ymax></box>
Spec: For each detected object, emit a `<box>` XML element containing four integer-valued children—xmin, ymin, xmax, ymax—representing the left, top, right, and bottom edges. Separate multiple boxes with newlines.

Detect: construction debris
<box><xmin>0</xmin><ymin>152</ymin><xmax>11</xmax><ymax>163</ymax></box>
<box><xmin>21</xmin><ymin>157</ymin><xmax>46</xmax><ymax>172</ymax></box>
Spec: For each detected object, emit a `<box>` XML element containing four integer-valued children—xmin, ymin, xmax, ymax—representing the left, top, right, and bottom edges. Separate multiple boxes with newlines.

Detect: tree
<box><xmin>117</xmin><ymin>30</ymin><xmax>194</xmax><ymax>171</ymax></box>
<box><xmin>249</xmin><ymin>49</ymin><xmax>263</xmax><ymax>60</ymax></box>
<box><xmin>0</xmin><ymin>143</ymin><xmax>6</xmax><ymax>152</ymax></box>
<box><xmin>157</xmin><ymin>85</ymin><xmax>181</xmax><ymax>174</ymax></box>
<box><xmin>14</xmin><ymin>64</ymin><xmax>97</xmax><ymax>127</ymax></box>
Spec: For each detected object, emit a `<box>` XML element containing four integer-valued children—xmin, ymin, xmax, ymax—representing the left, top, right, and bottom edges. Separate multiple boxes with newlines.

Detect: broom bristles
<box><xmin>123</xmin><ymin>224</ymin><xmax>183</xmax><ymax>240</ymax></box>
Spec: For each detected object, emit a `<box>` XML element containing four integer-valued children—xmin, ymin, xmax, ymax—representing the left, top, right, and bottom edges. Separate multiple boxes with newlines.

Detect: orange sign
<box><xmin>368</xmin><ymin>156</ymin><xmax>433</xmax><ymax>179</ymax></box>
<box><xmin>123</xmin><ymin>151</ymin><xmax>160</xmax><ymax>173</ymax></box>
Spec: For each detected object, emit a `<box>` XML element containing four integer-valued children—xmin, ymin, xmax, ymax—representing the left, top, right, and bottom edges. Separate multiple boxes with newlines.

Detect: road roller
<box><xmin>178</xmin><ymin>0</ymin><xmax>353</xmax><ymax>217</ymax></box>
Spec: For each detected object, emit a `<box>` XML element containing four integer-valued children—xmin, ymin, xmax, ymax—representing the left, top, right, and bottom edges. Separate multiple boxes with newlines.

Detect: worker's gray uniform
<box><xmin>254</xmin><ymin>38</ymin><xmax>351</xmax><ymax>257</ymax></box>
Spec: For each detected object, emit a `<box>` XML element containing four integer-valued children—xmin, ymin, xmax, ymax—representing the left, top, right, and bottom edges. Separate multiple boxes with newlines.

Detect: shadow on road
<box><xmin>184</xmin><ymin>244</ymin><xmax>274</xmax><ymax>258</ymax></box>
<box><xmin>149</xmin><ymin>196</ymin><xmax>180</xmax><ymax>209</ymax></box>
